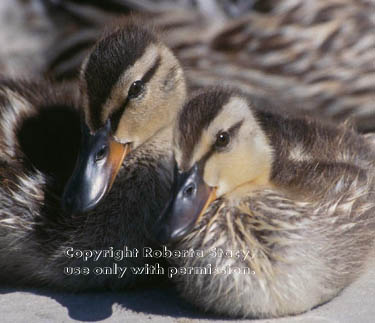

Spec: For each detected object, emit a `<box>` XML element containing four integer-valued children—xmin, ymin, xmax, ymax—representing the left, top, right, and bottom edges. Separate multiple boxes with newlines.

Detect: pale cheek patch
<box><xmin>204</xmin><ymin>162</ymin><xmax>220</xmax><ymax>189</ymax></box>
<box><xmin>191</xmin><ymin>133</ymin><xmax>212</xmax><ymax>168</ymax></box>
<box><xmin>217</xmin><ymin>152</ymin><xmax>254</xmax><ymax>196</ymax></box>
<box><xmin>201</xmin><ymin>98</ymin><xmax>273</xmax><ymax>196</ymax></box>
<box><xmin>207</xmin><ymin>131</ymin><xmax>273</xmax><ymax>197</ymax></box>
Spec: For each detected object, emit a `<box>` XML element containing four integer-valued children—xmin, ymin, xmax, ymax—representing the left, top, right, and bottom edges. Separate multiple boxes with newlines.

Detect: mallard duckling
<box><xmin>0</xmin><ymin>23</ymin><xmax>186</xmax><ymax>290</ymax></box>
<box><xmin>152</xmin><ymin>88</ymin><xmax>375</xmax><ymax>318</ymax></box>
<box><xmin>63</xmin><ymin>21</ymin><xmax>186</xmax><ymax>213</ymax></box>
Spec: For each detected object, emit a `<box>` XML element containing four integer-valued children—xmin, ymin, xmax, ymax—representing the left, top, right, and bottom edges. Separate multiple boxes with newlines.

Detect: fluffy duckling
<box><xmin>0</xmin><ymin>23</ymin><xmax>186</xmax><ymax>290</ymax></box>
<box><xmin>153</xmin><ymin>88</ymin><xmax>375</xmax><ymax>318</ymax></box>
<box><xmin>63</xmin><ymin>21</ymin><xmax>186</xmax><ymax>213</ymax></box>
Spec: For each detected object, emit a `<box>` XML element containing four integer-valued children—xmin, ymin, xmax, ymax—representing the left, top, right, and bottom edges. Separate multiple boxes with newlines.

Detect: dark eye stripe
<box><xmin>228</xmin><ymin>120</ymin><xmax>243</xmax><ymax>137</ymax></box>
<box><xmin>184</xmin><ymin>120</ymin><xmax>244</xmax><ymax>171</ymax></box>
<box><xmin>212</xmin><ymin>120</ymin><xmax>243</xmax><ymax>149</ymax></box>
<box><xmin>110</xmin><ymin>96</ymin><xmax>129</xmax><ymax>133</ymax></box>
<box><xmin>85</xmin><ymin>27</ymin><xmax>153</xmax><ymax>131</ymax></box>
<box><xmin>109</xmin><ymin>56</ymin><xmax>161</xmax><ymax>133</ymax></box>
<box><xmin>141</xmin><ymin>55</ymin><xmax>161</xmax><ymax>84</ymax></box>
<box><xmin>179</xmin><ymin>89</ymin><xmax>232</xmax><ymax>165</ymax></box>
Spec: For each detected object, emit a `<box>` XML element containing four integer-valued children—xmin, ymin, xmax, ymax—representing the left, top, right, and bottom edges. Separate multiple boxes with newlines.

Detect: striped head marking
<box><xmin>81</xmin><ymin>24</ymin><xmax>186</xmax><ymax>148</ymax></box>
<box><xmin>174</xmin><ymin>88</ymin><xmax>273</xmax><ymax>197</ymax></box>
<box><xmin>63</xmin><ymin>24</ymin><xmax>186</xmax><ymax>213</ymax></box>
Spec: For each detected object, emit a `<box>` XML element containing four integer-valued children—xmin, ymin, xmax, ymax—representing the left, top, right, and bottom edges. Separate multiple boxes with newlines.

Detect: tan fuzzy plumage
<box><xmin>165</xmin><ymin>87</ymin><xmax>375</xmax><ymax>318</ymax></box>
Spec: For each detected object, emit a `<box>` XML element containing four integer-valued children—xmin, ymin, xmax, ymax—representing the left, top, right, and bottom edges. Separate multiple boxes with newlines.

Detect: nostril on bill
<box><xmin>95</xmin><ymin>145</ymin><xmax>108</xmax><ymax>162</ymax></box>
<box><xmin>183</xmin><ymin>183</ymin><xmax>195</xmax><ymax>197</ymax></box>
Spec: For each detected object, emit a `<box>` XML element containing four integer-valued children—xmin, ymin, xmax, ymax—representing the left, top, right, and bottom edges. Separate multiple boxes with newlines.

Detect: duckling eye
<box><xmin>128</xmin><ymin>80</ymin><xmax>144</xmax><ymax>99</ymax></box>
<box><xmin>215</xmin><ymin>131</ymin><xmax>230</xmax><ymax>149</ymax></box>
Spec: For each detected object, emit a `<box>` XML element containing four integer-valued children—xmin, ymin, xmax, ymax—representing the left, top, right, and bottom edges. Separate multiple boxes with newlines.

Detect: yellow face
<box><xmin>82</xmin><ymin>43</ymin><xmax>186</xmax><ymax>148</ymax></box>
<box><xmin>175</xmin><ymin>96</ymin><xmax>273</xmax><ymax>198</ymax></box>
<box><xmin>151</xmin><ymin>93</ymin><xmax>275</xmax><ymax>244</ymax></box>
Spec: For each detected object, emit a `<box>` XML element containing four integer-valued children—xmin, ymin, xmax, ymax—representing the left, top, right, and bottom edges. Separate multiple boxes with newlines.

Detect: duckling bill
<box><xmin>156</xmin><ymin>162</ymin><xmax>216</xmax><ymax>243</ymax></box>
<box><xmin>63</xmin><ymin>120</ymin><xmax>129</xmax><ymax>213</ymax></box>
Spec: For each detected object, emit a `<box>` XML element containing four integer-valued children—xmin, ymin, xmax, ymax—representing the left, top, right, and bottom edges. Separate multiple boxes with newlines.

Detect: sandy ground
<box><xmin>1</xmin><ymin>253</ymin><xmax>375</xmax><ymax>323</ymax></box>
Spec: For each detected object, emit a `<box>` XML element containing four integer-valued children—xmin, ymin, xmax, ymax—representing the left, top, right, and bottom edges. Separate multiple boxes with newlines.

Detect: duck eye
<box><xmin>128</xmin><ymin>80</ymin><xmax>144</xmax><ymax>99</ymax></box>
<box><xmin>215</xmin><ymin>131</ymin><xmax>230</xmax><ymax>148</ymax></box>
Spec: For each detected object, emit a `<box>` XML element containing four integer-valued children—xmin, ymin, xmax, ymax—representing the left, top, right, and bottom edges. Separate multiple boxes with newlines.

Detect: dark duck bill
<box><xmin>153</xmin><ymin>161</ymin><xmax>217</xmax><ymax>244</ymax></box>
<box><xmin>62</xmin><ymin>120</ymin><xmax>130</xmax><ymax>214</ymax></box>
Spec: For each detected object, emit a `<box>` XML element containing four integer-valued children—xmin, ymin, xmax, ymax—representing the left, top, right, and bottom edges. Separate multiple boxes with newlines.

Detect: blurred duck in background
<box><xmin>39</xmin><ymin>0</ymin><xmax>375</xmax><ymax>132</ymax></box>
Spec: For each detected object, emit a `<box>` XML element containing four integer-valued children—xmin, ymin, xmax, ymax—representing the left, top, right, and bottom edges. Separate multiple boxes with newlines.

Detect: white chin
<box><xmin>216</xmin><ymin>185</ymin><xmax>227</xmax><ymax>198</ymax></box>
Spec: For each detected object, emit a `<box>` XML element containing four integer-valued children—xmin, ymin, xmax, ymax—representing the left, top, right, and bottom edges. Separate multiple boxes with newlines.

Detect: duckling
<box><xmin>63</xmin><ymin>21</ymin><xmax>186</xmax><ymax>213</ymax></box>
<box><xmin>152</xmin><ymin>87</ymin><xmax>375</xmax><ymax>318</ymax></box>
<box><xmin>0</xmin><ymin>22</ymin><xmax>186</xmax><ymax>290</ymax></box>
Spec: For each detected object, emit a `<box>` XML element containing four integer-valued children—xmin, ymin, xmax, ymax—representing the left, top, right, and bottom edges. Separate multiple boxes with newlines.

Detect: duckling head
<box><xmin>154</xmin><ymin>88</ymin><xmax>273</xmax><ymax>243</ymax></box>
<box><xmin>63</xmin><ymin>23</ymin><xmax>186</xmax><ymax>214</ymax></box>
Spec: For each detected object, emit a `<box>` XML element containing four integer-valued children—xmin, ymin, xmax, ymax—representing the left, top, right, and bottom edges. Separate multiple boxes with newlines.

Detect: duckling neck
<box><xmin>224</xmin><ymin>172</ymin><xmax>274</xmax><ymax>206</ymax></box>
<box><xmin>139</xmin><ymin>125</ymin><xmax>173</xmax><ymax>149</ymax></box>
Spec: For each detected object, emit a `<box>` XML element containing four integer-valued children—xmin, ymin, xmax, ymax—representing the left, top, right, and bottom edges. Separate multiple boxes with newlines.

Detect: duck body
<box><xmin>154</xmin><ymin>88</ymin><xmax>375</xmax><ymax>318</ymax></box>
<box><xmin>0</xmin><ymin>78</ymin><xmax>173</xmax><ymax>290</ymax></box>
